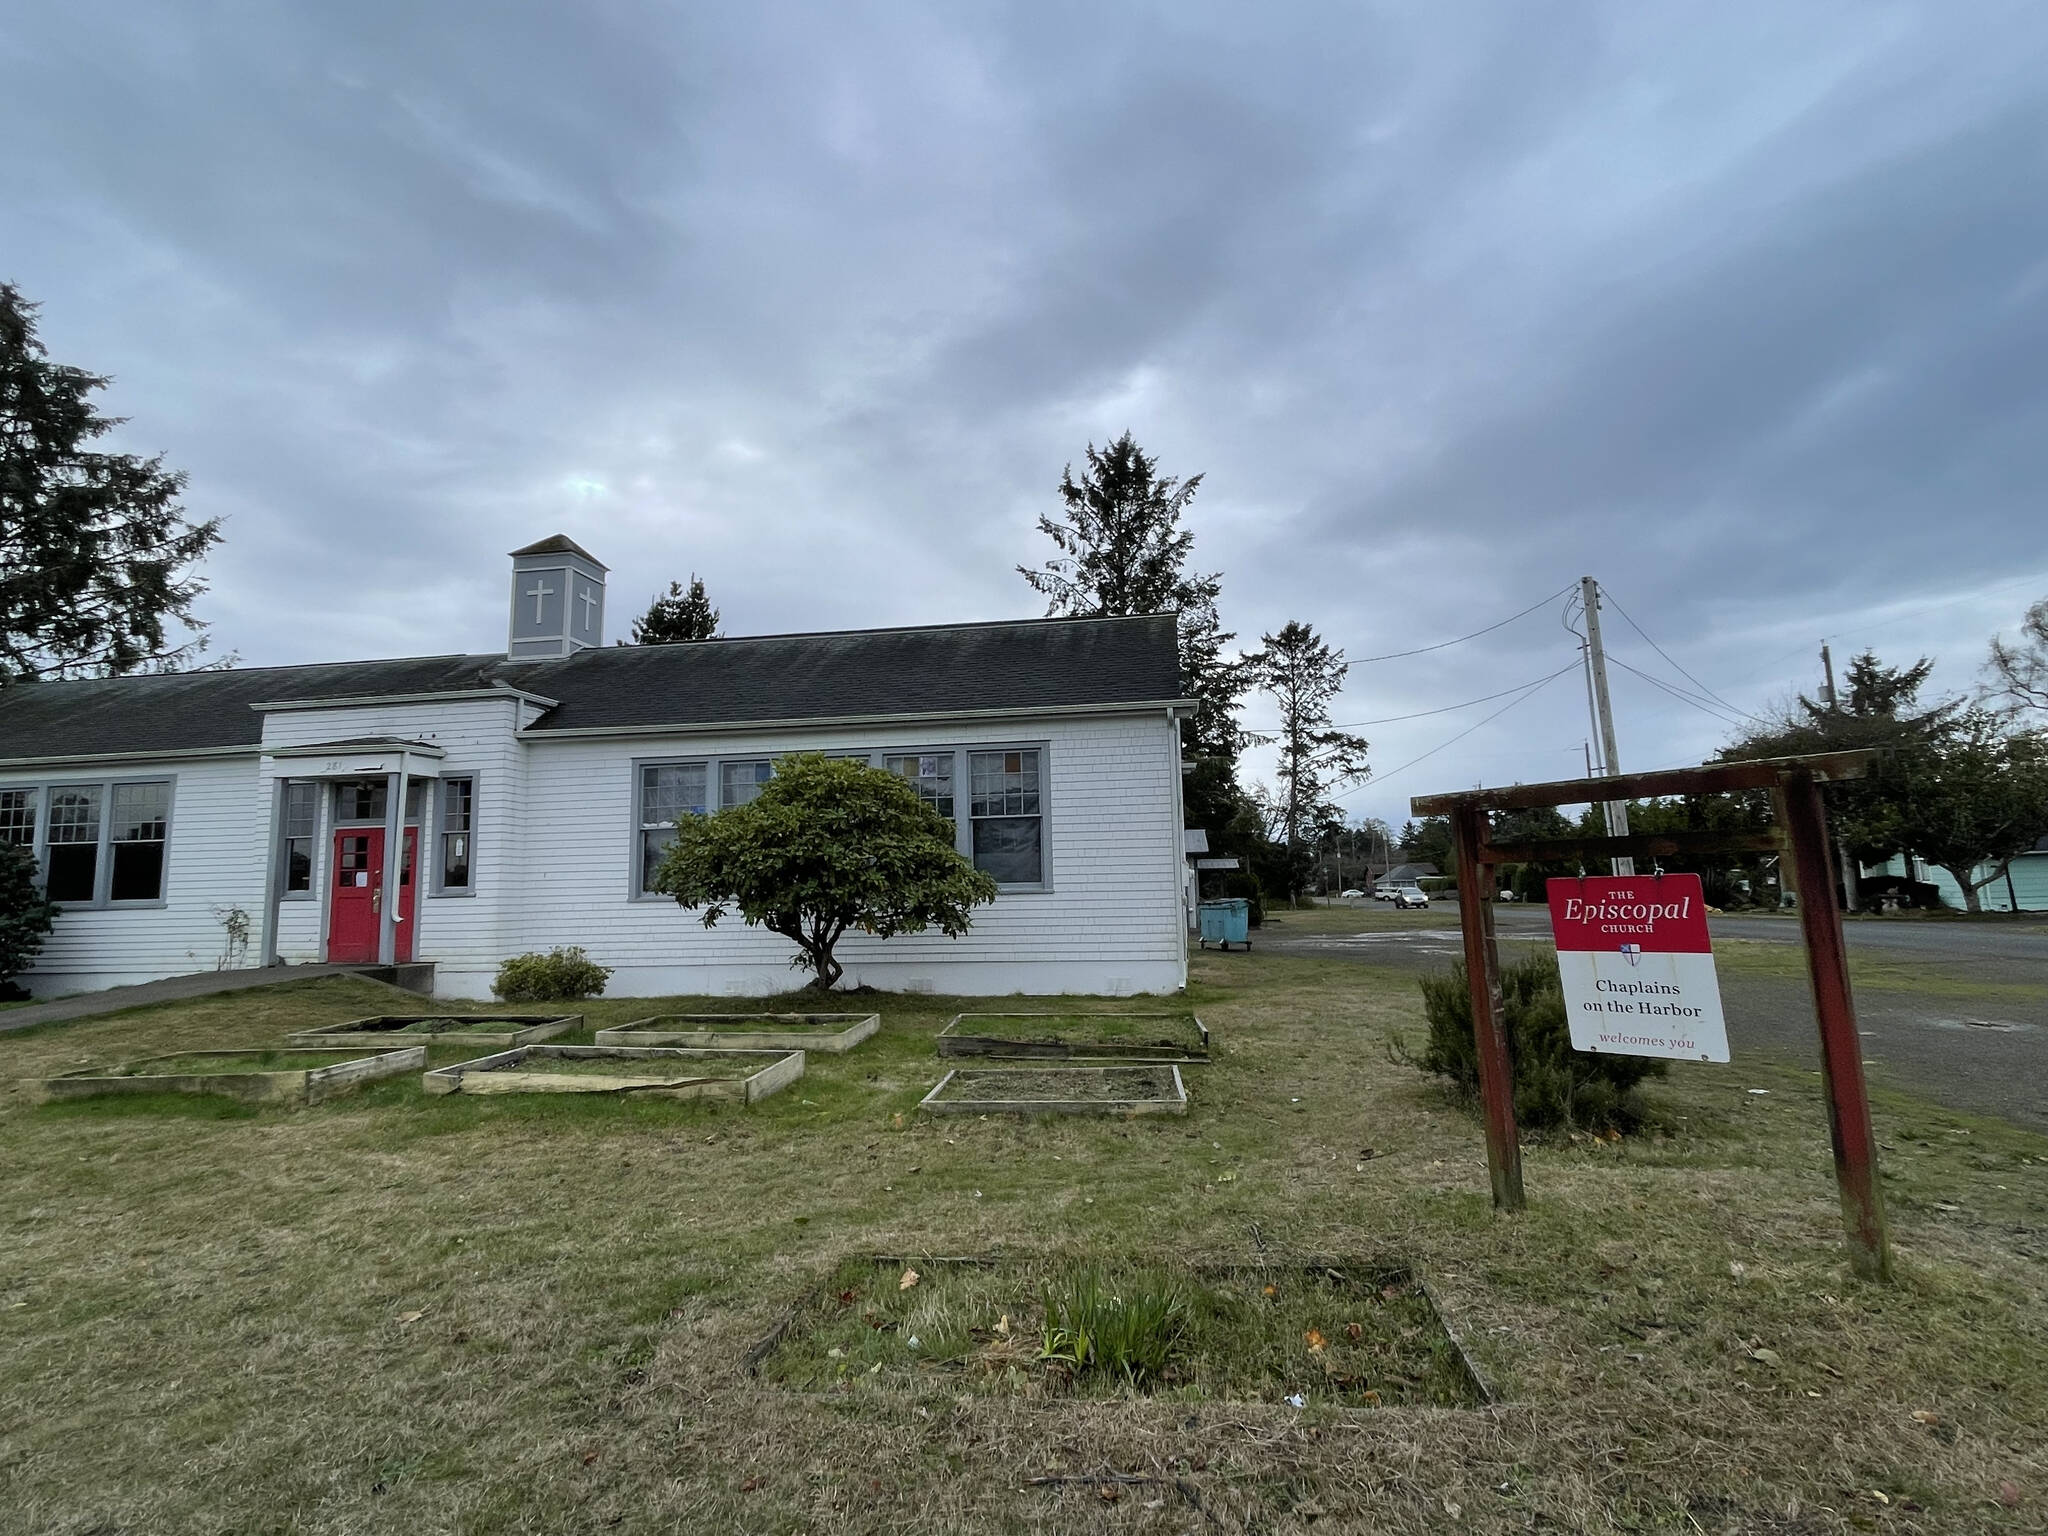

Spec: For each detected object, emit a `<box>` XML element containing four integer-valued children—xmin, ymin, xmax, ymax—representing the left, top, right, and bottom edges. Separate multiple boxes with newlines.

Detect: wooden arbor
<box><xmin>1411</xmin><ymin>750</ymin><xmax>1893</xmax><ymax>1282</ymax></box>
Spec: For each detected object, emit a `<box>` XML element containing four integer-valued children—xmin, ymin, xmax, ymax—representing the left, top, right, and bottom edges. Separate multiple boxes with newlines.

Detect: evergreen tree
<box><xmin>1243</xmin><ymin>620</ymin><xmax>1370</xmax><ymax>898</ymax></box>
<box><xmin>1019</xmin><ymin>431</ymin><xmax>1246</xmax><ymax>762</ymax></box>
<box><xmin>631</xmin><ymin>574</ymin><xmax>720</xmax><ymax>644</ymax></box>
<box><xmin>0</xmin><ymin>282</ymin><xmax>220</xmax><ymax>685</ymax></box>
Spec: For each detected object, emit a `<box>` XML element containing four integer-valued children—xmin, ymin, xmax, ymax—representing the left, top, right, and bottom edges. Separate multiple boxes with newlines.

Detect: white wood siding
<box><xmin>5</xmin><ymin>755</ymin><xmax>263</xmax><ymax>996</ymax></box>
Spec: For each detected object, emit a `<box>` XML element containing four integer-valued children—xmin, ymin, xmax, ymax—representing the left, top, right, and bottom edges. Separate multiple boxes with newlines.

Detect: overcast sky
<box><xmin>5</xmin><ymin>3</ymin><xmax>2045</xmax><ymax>829</ymax></box>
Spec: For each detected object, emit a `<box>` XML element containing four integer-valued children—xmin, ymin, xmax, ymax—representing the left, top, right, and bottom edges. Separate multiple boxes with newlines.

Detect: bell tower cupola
<box><xmin>508</xmin><ymin>535</ymin><xmax>608</xmax><ymax>659</ymax></box>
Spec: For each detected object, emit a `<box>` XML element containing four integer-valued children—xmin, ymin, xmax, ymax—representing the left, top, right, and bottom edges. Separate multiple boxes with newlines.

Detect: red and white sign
<box><xmin>1547</xmin><ymin>875</ymin><xmax>1729</xmax><ymax>1062</ymax></box>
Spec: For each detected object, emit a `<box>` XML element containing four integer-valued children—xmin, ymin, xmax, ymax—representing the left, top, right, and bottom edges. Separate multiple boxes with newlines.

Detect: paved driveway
<box><xmin>1264</xmin><ymin>909</ymin><xmax>2048</xmax><ymax>1133</ymax></box>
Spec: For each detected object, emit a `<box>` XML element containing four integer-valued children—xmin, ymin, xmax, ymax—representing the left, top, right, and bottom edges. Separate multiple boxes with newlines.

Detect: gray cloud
<box><xmin>4</xmin><ymin>2</ymin><xmax>2044</xmax><ymax>827</ymax></box>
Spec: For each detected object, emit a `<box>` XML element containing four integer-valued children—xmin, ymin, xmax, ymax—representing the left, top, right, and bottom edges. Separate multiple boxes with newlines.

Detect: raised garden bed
<box><xmin>593</xmin><ymin>1012</ymin><xmax>879</xmax><ymax>1054</ymax></box>
<box><xmin>422</xmin><ymin>1044</ymin><xmax>803</xmax><ymax>1102</ymax></box>
<box><xmin>937</xmin><ymin>1011</ymin><xmax>1208</xmax><ymax>1062</ymax></box>
<box><xmin>749</xmin><ymin>1255</ymin><xmax>1489</xmax><ymax>1407</ymax></box>
<box><xmin>284</xmin><ymin>1013</ymin><xmax>579</xmax><ymax>1049</ymax></box>
<box><xmin>26</xmin><ymin>1046</ymin><xmax>425</xmax><ymax>1106</ymax></box>
<box><xmin>918</xmin><ymin>1064</ymin><xmax>1187</xmax><ymax>1117</ymax></box>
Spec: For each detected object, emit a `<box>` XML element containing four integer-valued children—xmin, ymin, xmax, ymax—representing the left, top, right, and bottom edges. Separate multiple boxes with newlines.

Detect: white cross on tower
<box><xmin>578</xmin><ymin>584</ymin><xmax>598</xmax><ymax>629</ymax></box>
<box><xmin>525</xmin><ymin>578</ymin><xmax>554</xmax><ymax>625</ymax></box>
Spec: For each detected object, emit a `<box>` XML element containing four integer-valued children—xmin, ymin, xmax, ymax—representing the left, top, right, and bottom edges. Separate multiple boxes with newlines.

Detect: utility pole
<box><xmin>1580</xmin><ymin>576</ymin><xmax>1634</xmax><ymax>876</ymax></box>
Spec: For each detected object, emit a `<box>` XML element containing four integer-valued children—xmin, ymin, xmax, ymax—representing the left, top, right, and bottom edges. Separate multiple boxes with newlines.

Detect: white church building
<box><xmin>0</xmin><ymin>538</ymin><xmax>1192</xmax><ymax>1000</ymax></box>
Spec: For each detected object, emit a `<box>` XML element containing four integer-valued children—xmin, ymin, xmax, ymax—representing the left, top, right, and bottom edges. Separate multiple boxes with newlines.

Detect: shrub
<box><xmin>0</xmin><ymin>842</ymin><xmax>57</xmax><ymax>998</ymax></box>
<box><xmin>1219</xmin><ymin>870</ymin><xmax>1265</xmax><ymax>928</ymax></box>
<box><xmin>492</xmin><ymin>946</ymin><xmax>612</xmax><ymax>1002</ymax></box>
<box><xmin>1412</xmin><ymin>952</ymin><xmax>1663</xmax><ymax>1132</ymax></box>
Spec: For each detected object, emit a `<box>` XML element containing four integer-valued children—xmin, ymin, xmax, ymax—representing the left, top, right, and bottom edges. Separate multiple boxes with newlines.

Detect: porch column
<box><xmin>258</xmin><ymin>776</ymin><xmax>286</xmax><ymax>968</ymax></box>
<box><xmin>377</xmin><ymin>769</ymin><xmax>407</xmax><ymax>965</ymax></box>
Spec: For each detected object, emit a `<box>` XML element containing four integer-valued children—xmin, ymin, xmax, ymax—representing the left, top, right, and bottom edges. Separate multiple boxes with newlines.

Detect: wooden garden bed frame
<box><xmin>27</xmin><ymin>1046</ymin><xmax>426</xmax><ymax>1106</ymax></box>
<box><xmin>936</xmin><ymin>1011</ymin><xmax>1209</xmax><ymax>1062</ymax></box>
<box><xmin>918</xmin><ymin>1064</ymin><xmax>1188</xmax><ymax>1117</ymax></box>
<box><xmin>421</xmin><ymin>1044</ymin><xmax>805</xmax><ymax>1102</ymax></box>
<box><xmin>593</xmin><ymin>1012</ymin><xmax>879</xmax><ymax>1054</ymax></box>
<box><xmin>284</xmin><ymin>1013</ymin><xmax>580</xmax><ymax>1049</ymax></box>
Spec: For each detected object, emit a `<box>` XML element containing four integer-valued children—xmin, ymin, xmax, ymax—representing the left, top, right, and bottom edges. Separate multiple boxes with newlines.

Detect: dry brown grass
<box><xmin>1</xmin><ymin>953</ymin><xmax>2044</xmax><ymax>1534</ymax></box>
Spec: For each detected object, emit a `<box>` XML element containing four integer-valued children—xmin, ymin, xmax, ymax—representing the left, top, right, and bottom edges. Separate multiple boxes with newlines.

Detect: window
<box><xmin>720</xmin><ymin>759</ymin><xmax>774</xmax><ymax>809</ymax></box>
<box><xmin>639</xmin><ymin>762</ymin><xmax>707</xmax><ymax>892</ymax></box>
<box><xmin>886</xmin><ymin>753</ymin><xmax>955</xmax><ymax>824</ymax></box>
<box><xmin>0</xmin><ymin>788</ymin><xmax>34</xmax><ymax>847</ymax></box>
<box><xmin>283</xmin><ymin>783</ymin><xmax>318</xmax><ymax>894</ymax></box>
<box><xmin>439</xmin><ymin>777</ymin><xmax>474</xmax><ymax>892</ymax></box>
<box><xmin>108</xmin><ymin>782</ymin><xmax>170</xmax><ymax>901</ymax></box>
<box><xmin>969</xmin><ymin>749</ymin><xmax>1043</xmax><ymax>886</ymax></box>
<box><xmin>44</xmin><ymin>786</ymin><xmax>103</xmax><ymax>902</ymax></box>
<box><xmin>335</xmin><ymin>779</ymin><xmax>428</xmax><ymax>823</ymax></box>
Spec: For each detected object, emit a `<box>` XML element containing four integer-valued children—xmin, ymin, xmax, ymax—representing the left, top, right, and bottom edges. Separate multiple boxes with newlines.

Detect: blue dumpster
<box><xmin>1198</xmin><ymin>898</ymin><xmax>1250</xmax><ymax>950</ymax></box>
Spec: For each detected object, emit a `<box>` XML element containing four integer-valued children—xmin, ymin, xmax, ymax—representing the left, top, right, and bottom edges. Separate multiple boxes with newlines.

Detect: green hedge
<box><xmin>1412</xmin><ymin>952</ymin><xmax>1663</xmax><ymax>1132</ymax></box>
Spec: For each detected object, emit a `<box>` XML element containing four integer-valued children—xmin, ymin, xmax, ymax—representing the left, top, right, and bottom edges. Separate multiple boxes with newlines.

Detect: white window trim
<box><xmin>961</xmin><ymin>743</ymin><xmax>1052</xmax><ymax>893</ymax></box>
<box><xmin>431</xmin><ymin>773</ymin><xmax>478</xmax><ymax>898</ymax></box>
<box><xmin>631</xmin><ymin>755</ymin><xmax>711</xmax><ymax>899</ymax></box>
<box><xmin>19</xmin><ymin>774</ymin><xmax>178</xmax><ymax>909</ymax></box>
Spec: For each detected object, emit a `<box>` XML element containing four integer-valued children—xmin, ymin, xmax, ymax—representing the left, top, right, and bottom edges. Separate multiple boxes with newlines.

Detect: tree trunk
<box><xmin>1936</xmin><ymin>865</ymin><xmax>1983</xmax><ymax>913</ymax></box>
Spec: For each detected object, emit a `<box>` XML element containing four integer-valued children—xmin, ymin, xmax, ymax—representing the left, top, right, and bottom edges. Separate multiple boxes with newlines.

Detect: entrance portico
<box><xmin>258</xmin><ymin>739</ymin><xmax>445</xmax><ymax>970</ymax></box>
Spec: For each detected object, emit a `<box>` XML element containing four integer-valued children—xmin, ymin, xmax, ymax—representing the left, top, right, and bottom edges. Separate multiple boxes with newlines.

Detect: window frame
<box><xmin>625</xmin><ymin>743</ymin><xmax>1052</xmax><ymax>900</ymax></box>
<box><xmin>965</xmin><ymin>745</ymin><xmax>1051</xmax><ymax>892</ymax></box>
<box><xmin>432</xmin><ymin>774</ymin><xmax>477</xmax><ymax>897</ymax></box>
<box><xmin>631</xmin><ymin>756</ymin><xmax>711</xmax><ymax>898</ymax></box>
<box><xmin>14</xmin><ymin>774</ymin><xmax>177</xmax><ymax>909</ymax></box>
<box><xmin>0</xmin><ymin>785</ymin><xmax>38</xmax><ymax>849</ymax></box>
<box><xmin>280</xmin><ymin>781</ymin><xmax>321</xmax><ymax>900</ymax></box>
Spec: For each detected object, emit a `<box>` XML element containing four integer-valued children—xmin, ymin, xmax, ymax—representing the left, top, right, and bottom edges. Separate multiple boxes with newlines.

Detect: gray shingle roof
<box><xmin>0</xmin><ymin>613</ymin><xmax>1183</xmax><ymax>762</ymax></box>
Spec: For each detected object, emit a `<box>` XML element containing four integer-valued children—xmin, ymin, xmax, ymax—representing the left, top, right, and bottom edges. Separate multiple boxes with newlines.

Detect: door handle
<box><xmin>371</xmin><ymin>888</ymin><xmax>382</xmax><ymax>914</ymax></box>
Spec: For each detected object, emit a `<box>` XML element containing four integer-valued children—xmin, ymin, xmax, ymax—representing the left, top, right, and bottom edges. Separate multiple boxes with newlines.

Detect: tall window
<box><xmin>0</xmin><ymin>788</ymin><xmax>34</xmax><ymax>848</ymax></box>
<box><xmin>283</xmin><ymin>783</ymin><xmax>318</xmax><ymax>893</ymax></box>
<box><xmin>969</xmin><ymin>749</ymin><xmax>1043</xmax><ymax>886</ymax></box>
<box><xmin>109</xmin><ymin>782</ymin><xmax>170</xmax><ymax>901</ymax></box>
<box><xmin>439</xmin><ymin>777</ymin><xmax>474</xmax><ymax>891</ymax></box>
<box><xmin>639</xmin><ymin>762</ymin><xmax>707</xmax><ymax>892</ymax></box>
<box><xmin>720</xmin><ymin>759</ymin><xmax>774</xmax><ymax>808</ymax></box>
<box><xmin>44</xmin><ymin>786</ymin><xmax>103</xmax><ymax>902</ymax></box>
<box><xmin>886</xmin><ymin>753</ymin><xmax>955</xmax><ymax>826</ymax></box>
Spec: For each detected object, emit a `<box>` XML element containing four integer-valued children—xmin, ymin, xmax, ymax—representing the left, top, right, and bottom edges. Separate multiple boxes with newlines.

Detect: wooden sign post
<box><xmin>1413</xmin><ymin>750</ymin><xmax>1893</xmax><ymax>1282</ymax></box>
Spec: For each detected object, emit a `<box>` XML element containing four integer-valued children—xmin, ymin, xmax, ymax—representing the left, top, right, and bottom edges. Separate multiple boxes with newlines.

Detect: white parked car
<box><xmin>1391</xmin><ymin>885</ymin><xmax>1430</xmax><ymax>909</ymax></box>
<box><xmin>1340</xmin><ymin>888</ymin><xmax>1365</xmax><ymax>899</ymax></box>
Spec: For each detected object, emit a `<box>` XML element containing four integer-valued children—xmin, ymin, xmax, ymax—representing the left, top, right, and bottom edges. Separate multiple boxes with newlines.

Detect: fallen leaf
<box><xmin>899</xmin><ymin>1268</ymin><xmax>921</xmax><ymax>1291</ymax></box>
<box><xmin>1747</xmin><ymin>1347</ymin><xmax>1782</xmax><ymax>1368</ymax></box>
<box><xmin>582</xmin><ymin>1450</ymin><xmax>599</xmax><ymax>1466</ymax></box>
<box><xmin>396</xmin><ymin>1310</ymin><xmax>425</xmax><ymax>1326</ymax></box>
<box><xmin>1999</xmin><ymin>1481</ymin><xmax>2021</xmax><ymax>1508</ymax></box>
<box><xmin>1911</xmin><ymin>1409</ymin><xmax>1940</xmax><ymax>1426</ymax></box>
<box><xmin>1869</xmin><ymin>1490</ymin><xmax>1890</xmax><ymax>1506</ymax></box>
<box><xmin>1097</xmin><ymin>1483</ymin><xmax>1121</xmax><ymax>1504</ymax></box>
<box><xmin>993</xmin><ymin>1314</ymin><xmax>1010</xmax><ymax>1337</ymax></box>
<box><xmin>1305</xmin><ymin>1328</ymin><xmax>1327</xmax><ymax>1353</ymax></box>
<box><xmin>741</xmin><ymin>1476</ymin><xmax>765</xmax><ymax>1493</ymax></box>
<box><xmin>1728</xmin><ymin>1262</ymin><xmax>1747</xmax><ymax>1279</ymax></box>
<box><xmin>1345</xmin><ymin>1322</ymin><xmax>1364</xmax><ymax>1342</ymax></box>
<box><xmin>1443</xmin><ymin>1497</ymin><xmax>1463</xmax><ymax>1520</ymax></box>
<box><xmin>1262</xmin><ymin>1284</ymin><xmax>1278</xmax><ymax>1298</ymax></box>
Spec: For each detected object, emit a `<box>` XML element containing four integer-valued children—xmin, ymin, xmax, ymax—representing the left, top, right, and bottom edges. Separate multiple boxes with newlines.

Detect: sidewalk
<box><xmin>1</xmin><ymin>963</ymin><xmax>435</xmax><ymax>1035</ymax></box>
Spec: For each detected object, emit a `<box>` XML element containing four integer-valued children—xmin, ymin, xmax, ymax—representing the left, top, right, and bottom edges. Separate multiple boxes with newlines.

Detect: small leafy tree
<box><xmin>0</xmin><ymin>842</ymin><xmax>58</xmax><ymax>997</ymax></box>
<box><xmin>631</xmin><ymin>574</ymin><xmax>720</xmax><ymax>644</ymax></box>
<box><xmin>1</xmin><ymin>282</ymin><xmax>222</xmax><ymax>684</ymax></box>
<box><xmin>654</xmin><ymin>755</ymin><xmax>998</xmax><ymax>990</ymax></box>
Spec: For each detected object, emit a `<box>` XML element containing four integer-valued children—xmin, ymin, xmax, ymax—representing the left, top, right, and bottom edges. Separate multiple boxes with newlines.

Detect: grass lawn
<box><xmin>3</xmin><ymin>955</ymin><xmax>2045</xmax><ymax>1533</ymax></box>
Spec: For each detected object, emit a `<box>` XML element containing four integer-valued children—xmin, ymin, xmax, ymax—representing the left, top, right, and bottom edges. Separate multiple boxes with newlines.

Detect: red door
<box><xmin>328</xmin><ymin>826</ymin><xmax>416</xmax><ymax>964</ymax></box>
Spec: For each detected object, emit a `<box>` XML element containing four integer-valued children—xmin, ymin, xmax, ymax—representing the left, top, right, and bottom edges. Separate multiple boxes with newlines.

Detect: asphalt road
<box><xmin>1264</xmin><ymin>908</ymin><xmax>2048</xmax><ymax>1133</ymax></box>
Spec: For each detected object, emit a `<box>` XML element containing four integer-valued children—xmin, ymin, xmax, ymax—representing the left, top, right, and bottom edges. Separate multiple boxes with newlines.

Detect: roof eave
<box><xmin>0</xmin><ymin>743</ymin><xmax>262</xmax><ymax>770</ymax></box>
<box><xmin>249</xmin><ymin>685</ymin><xmax>560</xmax><ymax>714</ymax></box>
<box><xmin>518</xmin><ymin>697</ymin><xmax>1197</xmax><ymax>741</ymax></box>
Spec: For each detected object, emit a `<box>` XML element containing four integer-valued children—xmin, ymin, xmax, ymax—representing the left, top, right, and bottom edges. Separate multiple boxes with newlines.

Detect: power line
<box><xmin>1349</xmin><ymin>585</ymin><xmax>1574</xmax><ymax>664</ymax></box>
<box><xmin>1607</xmin><ymin>655</ymin><xmax>1752</xmax><ymax>730</ymax></box>
<box><xmin>1327</xmin><ymin>669</ymin><xmax>1581</xmax><ymax>728</ymax></box>
<box><xmin>1335</xmin><ymin>661</ymin><xmax>1580</xmax><ymax>800</ymax></box>
<box><xmin>1599</xmin><ymin>589</ymin><xmax>1752</xmax><ymax>718</ymax></box>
